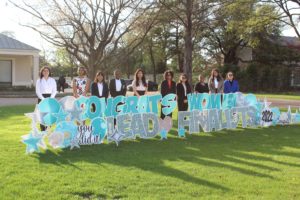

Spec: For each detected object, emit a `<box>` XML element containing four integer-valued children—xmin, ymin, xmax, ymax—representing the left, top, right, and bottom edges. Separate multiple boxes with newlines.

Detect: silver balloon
<box><xmin>142</xmin><ymin>113</ymin><xmax>159</xmax><ymax>138</ymax></box>
<box><xmin>131</xmin><ymin>113</ymin><xmax>146</xmax><ymax>138</ymax></box>
<box><xmin>117</xmin><ymin>114</ymin><xmax>134</xmax><ymax>139</ymax></box>
<box><xmin>178</xmin><ymin>111</ymin><xmax>192</xmax><ymax>133</ymax></box>
<box><xmin>191</xmin><ymin>110</ymin><xmax>209</xmax><ymax>133</ymax></box>
<box><xmin>208</xmin><ymin>109</ymin><xmax>221</xmax><ymax>131</ymax></box>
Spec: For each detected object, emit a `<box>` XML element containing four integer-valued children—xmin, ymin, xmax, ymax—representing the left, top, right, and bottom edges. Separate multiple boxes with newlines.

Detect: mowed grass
<box><xmin>0</xmin><ymin>105</ymin><xmax>300</xmax><ymax>200</ymax></box>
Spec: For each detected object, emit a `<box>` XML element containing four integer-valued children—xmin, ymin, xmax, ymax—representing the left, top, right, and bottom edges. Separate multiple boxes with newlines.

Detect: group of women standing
<box><xmin>35</xmin><ymin>66</ymin><xmax>240</xmax><ymax>129</ymax></box>
<box><xmin>160</xmin><ymin>68</ymin><xmax>239</xmax><ymax>115</ymax></box>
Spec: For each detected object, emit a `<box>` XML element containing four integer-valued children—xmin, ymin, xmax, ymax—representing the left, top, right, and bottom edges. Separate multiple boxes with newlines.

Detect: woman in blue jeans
<box><xmin>224</xmin><ymin>71</ymin><xmax>239</xmax><ymax>93</ymax></box>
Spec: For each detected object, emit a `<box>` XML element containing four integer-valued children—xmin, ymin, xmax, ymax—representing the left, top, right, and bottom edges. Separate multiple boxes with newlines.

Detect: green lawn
<box><xmin>1</xmin><ymin>105</ymin><xmax>300</xmax><ymax>199</ymax></box>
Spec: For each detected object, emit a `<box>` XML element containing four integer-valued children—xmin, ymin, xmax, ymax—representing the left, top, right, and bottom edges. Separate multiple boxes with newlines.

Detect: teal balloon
<box><xmin>74</xmin><ymin>96</ymin><xmax>88</xmax><ymax>120</ymax></box>
<box><xmin>52</xmin><ymin>108</ymin><xmax>68</xmax><ymax>123</ymax></box>
<box><xmin>201</xmin><ymin>93</ymin><xmax>211</xmax><ymax>109</ymax></box>
<box><xmin>222</xmin><ymin>93</ymin><xmax>237</xmax><ymax>109</ymax></box>
<box><xmin>245</xmin><ymin>94</ymin><xmax>257</xmax><ymax>106</ymax></box>
<box><xmin>137</xmin><ymin>95</ymin><xmax>149</xmax><ymax>113</ymax></box>
<box><xmin>148</xmin><ymin>94</ymin><xmax>161</xmax><ymax>114</ymax></box>
<box><xmin>161</xmin><ymin>94</ymin><xmax>177</xmax><ymax>116</ymax></box>
<box><xmin>55</xmin><ymin>121</ymin><xmax>77</xmax><ymax>148</ymax></box>
<box><xmin>178</xmin><ymin>127</ymin><xmax>186</xmax><ymax>137</ymax></box>
<box><xmin>91</xmin><ymin>117</ymin><xmax>107</xmax><ymax>140</ymax></box>
<box><xmin>112</xmin><ymin>96</ymin><xmax>126</xmax><ymax>116</ymax></box>
<box><xmin>38</xmin><ymin>98</ymin><xmax>61</xmax><ymax>126</ymax></box>
<box><xmin>255</xmin><ymin>102</ymin><xmax>263</xmax><ymax>123</ymax></box>
<box><xmin>22</xmin><ymin>133</ymin><xmax>41</xmax><ymax>153</ymax></box>
<box><xmin>86</xmin><ymin>96</ymin><xmax>101</xmax><ymax>119</ymax></box>
<box><xmin>210</xmin><ymin>93</ymin><xmax>222</xmax><ymax>109</ymax></box>
<box><xmin>104</xmin><ymin>97</ymin><xmax>113</xmax><ymax>117</ymax></box>
<box><xmin>188</xmin><ymin>93</ymin><xmax>201</xmax><ymax>111</ymax></box>
<box><xmin>160</xmin><ymin>129</ymin><xmax>168</xmax><ymax>139</ymax></box>
<box><xmin>125</xmin><ymin>96</ymin><xmax>139</xmax><ymax>113</ymax></box>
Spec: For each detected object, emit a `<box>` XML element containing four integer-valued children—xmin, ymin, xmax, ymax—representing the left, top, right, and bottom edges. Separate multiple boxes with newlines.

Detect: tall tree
<box><xmin>9</xmin><ymin>0</ymin><xmax>155</xmax><ymax>78</ymax></box>
<box><xmin>202</xmin><ymin>0</ymin><xmax>281</xmax><ymax>65</ymax></box>
<box><xmin>159</xmin><ymin>0</ymin><xmax>225</xmax><ymax>84</ymax></box>
<box><xmin>266</xmin><ymin>0</ymin><xmax>300</xmax><ymax>38</ymax></box>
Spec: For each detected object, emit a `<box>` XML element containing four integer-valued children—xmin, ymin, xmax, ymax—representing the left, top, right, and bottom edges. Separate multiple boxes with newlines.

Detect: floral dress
<box><xmin>74</xmin><ymin>76</ymin><xmax>88</xmax><ymax>96</ymax></box>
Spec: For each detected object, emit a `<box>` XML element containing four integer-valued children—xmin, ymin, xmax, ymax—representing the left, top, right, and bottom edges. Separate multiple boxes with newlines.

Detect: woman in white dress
<box><xmin>132</xmin><ymin>68</ymin><xmax>148</xmax><ymax>97</ymax></box>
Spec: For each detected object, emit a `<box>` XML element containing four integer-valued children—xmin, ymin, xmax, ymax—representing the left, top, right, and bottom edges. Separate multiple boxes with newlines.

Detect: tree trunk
<box><xmin>223</xmin><ymin>49</ymin><xmax>239</xmax><ymax>65</ymax></box>
<box><xmin>183</xmin><ymin>0</ymin><xmax>193</xmax><ymax>86</ymax></box>
<box><xmin>149</xmin><ymin>39</ymin><xmax>157</xmax><ymax>82</ymax></box>
<box><xmin>88</xmin><ymin>55</ymin><xmax>96</xmax><ymax>80</ymax></box>
<box><xmin>175</xmin><ymin>23</ymin><xmax>184</xmax><ymax>72</ymax></box>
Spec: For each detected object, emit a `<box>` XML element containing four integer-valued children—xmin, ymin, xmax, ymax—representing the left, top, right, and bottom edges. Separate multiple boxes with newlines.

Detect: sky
<box><xmin>0</xmin><ymin>0</ymin><xmax>298</xmax><ymax>52</ymax></box>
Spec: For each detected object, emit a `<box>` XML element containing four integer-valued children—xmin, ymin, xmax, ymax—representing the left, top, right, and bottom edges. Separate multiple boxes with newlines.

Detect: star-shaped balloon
<box><xmin>52</xmin><ymin>108</ymin><xmax>69</xmax><ymax>123</ymax></box>
<box><xmin>160</xmin><ymin>129</ymin><xmax>168</xmax><ymax>140</ymax></box>
<box><xmin>24</xmin><ymin>105</ymin><xmax>41</xmax><ymax>122</ymax></box>
<box><xmin>30</xmin><ymin>127</ymin><xmax>47</xmax><ymax>150</ymax></box>
<box><xmin>68</xmin><ymin>104</ymin><xmax>83</xmax><ymax>123</ymax></box>
<box><xmin>263</xmin><ymin>97</ymin><xmax>272</xmax><ymax>108</ymax></box>
<box><xmin>294</xmin><ymin>110</ymin><xmax>300</xmax><ymax>124</ymax></box>
<box><xmin>108</xmin><ymin>129</ymin><xmax>125</xmax><ymax>146</ymax></box>
<box><xmin>70</xmin><ymin>137</ymin><xmax>80</xmax><ymax>150</ymax></box>
<box><xmin>24</xmin><ymin>105</ymin><xmax>47</xmax><ymax>128</ymax></box>
<box><xmin>22</xmin><ymin>133</ymin><xmax>41</xmax><ymax>154</ymax></box>
<box><xmin>178</xmin><ymin>127</ymin><xmax>186</xmax><ymax>138</ymax></box>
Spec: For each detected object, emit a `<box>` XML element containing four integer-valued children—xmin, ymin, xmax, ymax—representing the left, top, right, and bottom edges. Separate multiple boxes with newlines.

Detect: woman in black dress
<box><xmin>91</xmin><ymin>71</ymin><xmax>109</xmax><ymax>113</ymax></box>
<box><xmin>91</xmin><ymin>71</ymin><xmax>109</xmax><ymax>99</ymax></box>
<box><xmin>176</xmin><ymin>74</ymin><xmax>192</xmax><ymax>111</ymax></box>
<box><xmin>160</xmin><ymin>70</ymin><xmax>176</xmax><ymax>119</ymax></box>
<box><xmin>194</xmin><ymin>74</ymin><xmax>209</xmax><ymax>93</ymax></box>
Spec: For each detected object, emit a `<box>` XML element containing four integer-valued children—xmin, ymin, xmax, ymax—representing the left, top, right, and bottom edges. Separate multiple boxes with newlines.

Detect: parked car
<box><xmin>127</xmin><ymin>80</ymin><xmax>158</xmax><ymax>92</ymax></box>
<box><xmin>124</xmin><ymin>79</ymin><xmax>133</xmax><ymax>87</ymax></box>
<box><xmin>147</xmin><ymin>81</ymin><xmax>158</xmax><ymax>91</ymax></box>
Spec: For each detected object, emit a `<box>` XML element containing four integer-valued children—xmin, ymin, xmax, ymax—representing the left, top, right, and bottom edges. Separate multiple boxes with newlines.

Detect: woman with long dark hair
<box><xmin>224</xmin><ymin>71</ymin><xmax>239</xmax><ymax>93</ymax></box>
<box><xmin>35</xmin><ymin>66</ymin><xmax>57</xmax><ymax>131</ymax></box>
<box><xmin>160</xmin><ymin>70</ymin><xmax>176</xmax><ymax>119</ymax></box>
<box><xmin>132</xmin><ymin>68</ymin><xmax>148</xmax><ymax>97</ymax></box>
<box><xmin>208</xmin><ymin>68</ymin><xmax>224</xmax><ymax>94</ymax></box>
<box><xmin>176</xmin><ymin>74</ymin><xmax>192</xmax><ymax>111</ymax></box>
<box><xmin>91</xmin><ymin>71</ymin><xmax>109</xmax><ymax>99</ymax></box>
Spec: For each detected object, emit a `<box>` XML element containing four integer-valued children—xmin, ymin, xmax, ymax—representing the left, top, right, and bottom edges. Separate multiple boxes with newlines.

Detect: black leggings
<box><xmin>134</xmin><ymin>90</ymin><xmax>145</xmax><ymax>96</ymax></box>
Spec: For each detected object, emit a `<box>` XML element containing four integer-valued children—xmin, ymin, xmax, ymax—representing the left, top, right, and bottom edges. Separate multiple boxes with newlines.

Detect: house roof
<box><xmin>0</xmin><ymin>33</ymin><xmax>39</xmax><ymax>51</ymax></box>
<box><xmin>277</xmin><ymin>36</ymin><xmax>300</xmax><ymax>49</ymax></box>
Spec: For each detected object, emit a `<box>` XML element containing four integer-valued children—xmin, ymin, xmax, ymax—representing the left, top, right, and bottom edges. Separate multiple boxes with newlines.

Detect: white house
<box><xmin>0</xmin><ymin>33</ymin><xmax>40</xmax><ymax>87</ymax></box>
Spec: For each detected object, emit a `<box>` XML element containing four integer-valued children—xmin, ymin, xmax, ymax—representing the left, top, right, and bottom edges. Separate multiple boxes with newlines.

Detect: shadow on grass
<box><xmin>33</xmin><ymin>124</ymin><xmax>300</xmax><ymax>192</ymax></box>
<box><xmin>5</xmin><ymin>106</ymin><xmax>300</xmax><ymax>191</ymax></box>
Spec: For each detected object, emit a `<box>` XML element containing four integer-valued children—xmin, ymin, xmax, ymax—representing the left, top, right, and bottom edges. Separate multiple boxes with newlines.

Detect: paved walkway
<box><xmin>257</xmin><ymin>98</ymin><xmax>300</xmax><ymax>108</ymax></box>
<box><xmin>1</xmin><ymin>96</ymin><xmax>299</xmax><ymax>108</ymax></box>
